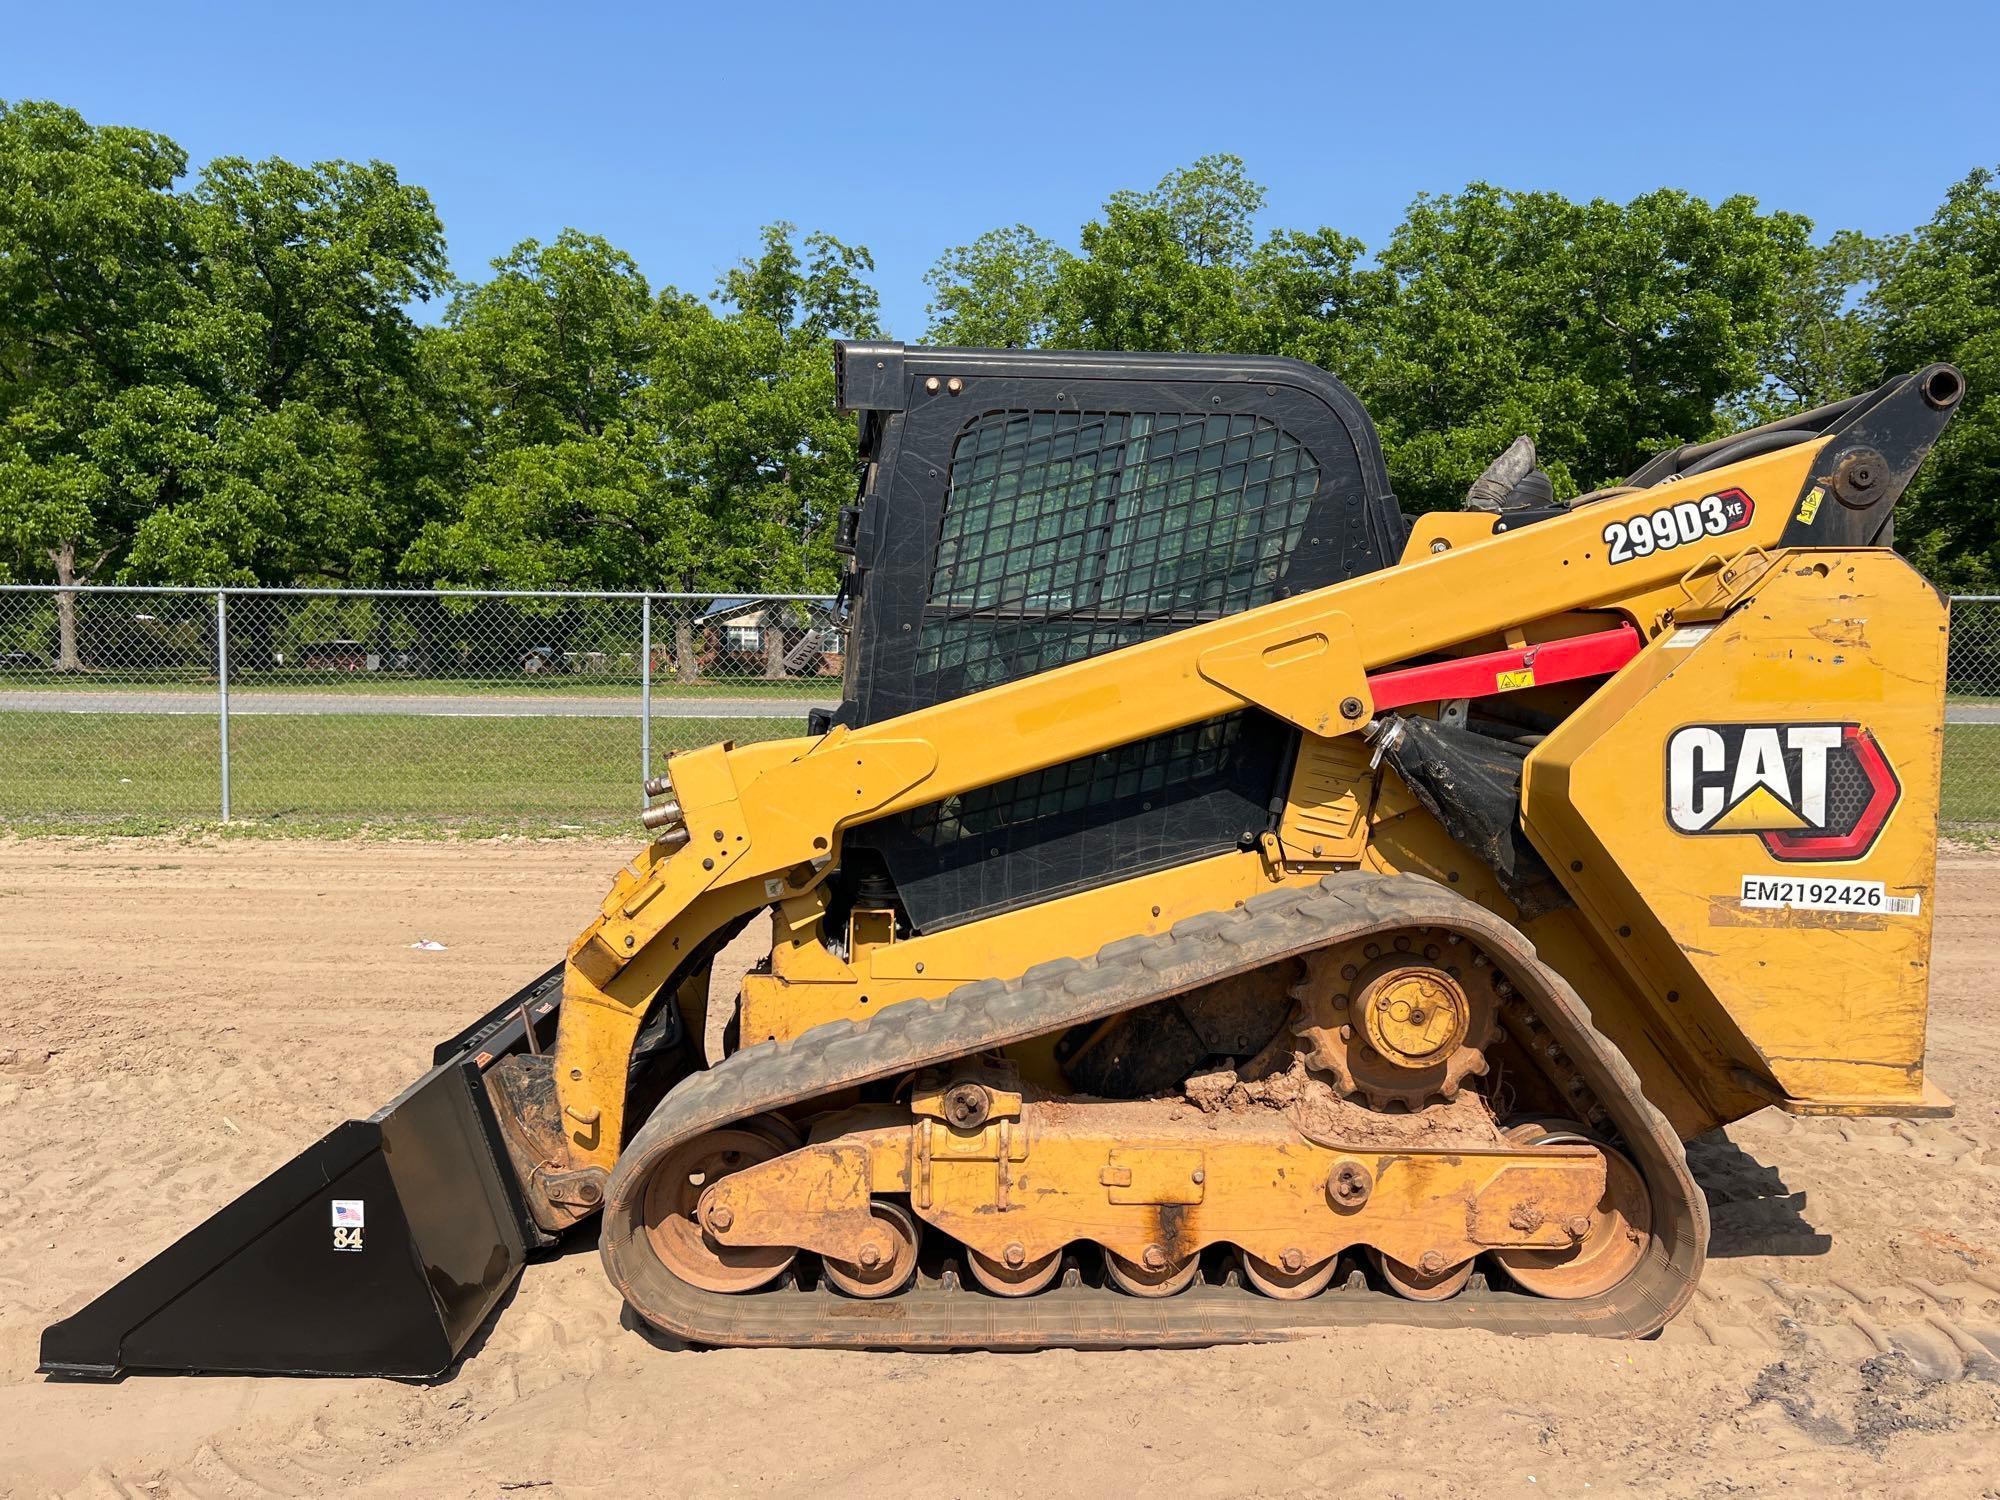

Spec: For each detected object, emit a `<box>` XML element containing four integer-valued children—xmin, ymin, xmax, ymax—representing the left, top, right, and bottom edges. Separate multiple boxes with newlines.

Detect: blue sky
<box><xmin>8</xmin><ymin>0</ymin><xmax>1995</xmax><ymax>336</ymax></box>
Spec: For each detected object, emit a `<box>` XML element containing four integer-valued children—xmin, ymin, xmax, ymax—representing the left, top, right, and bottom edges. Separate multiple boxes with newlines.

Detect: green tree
<box><xmin>0</xmin><ymin>99</ymin><xmax>196</xmax><ymax>663</ymax></box>
<box><xmin>438</xmin><ymin>230</ymin><xmax>655</xmax><ymax>449</ymax></box>
<box><xmin>926</xmin><ymin>155</ymin><xmax>1371</xmax><ymax>360</ymax></box>
<box><xmin>1050</xmin><ymin>155</ymin><xmax>1270</xmax><ymax>352</ymax></box>
<box><xmin>1742</xmin><ymin>230</ymin><xmax>1890</xmax><ymax>420</ymax></box>
<box><xmin>1363</xmin><ymin>185</ymin><xmax>1817</xmax><ymax>512</ymax></box>
<box><xmin>9</xmin><ymin>97</ymin><xmax>1984</xmax><ymax>616</ymax></box>
<box><xmin>401</xmin><ymin>232</ymin><xmax>686</xmax><ymax>590</ymax></box>
<box><xmin>928</xmin><ymin>164</ymin><xmax>1819</xmax><ymax>521</ymax></box>
<box><xmin>0</xmin><ymin>99</ymin><xmax>453</xmax><ymax>673</ymax></box>
<box><xmin>121</xmin><ymin>152</ymin><xmax>452</xmax><ymax>584</ymax></box>
<box><xmin>686</xmin><ymin>223</ymin><xmax>883</xmax><ymax>592</ymax></box>
<box><xmin>405</xmin><ymin>223</ymin><xmax>880</xmax><ymax>613</ymax></box>
<box><xmin>924</xmin><ymin>224</ymin><xmax>1064</xmax><ymax>347</ymax></box>
<box><xmin>720</xmin><ymin>221</ymin><xmax>879</xmax><ymax>342</ymax></box>
<box><xmin>1867</xmin><ymin>167</ymin><xmax>2000</xmax><ymax>588</ymax></box>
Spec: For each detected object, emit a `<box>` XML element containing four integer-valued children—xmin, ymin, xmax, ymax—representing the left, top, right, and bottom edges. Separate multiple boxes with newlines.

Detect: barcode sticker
<box><xmin>1739</xmin><ymin>875</ymin><xmax>1920</xmax><ymax>916</ymax></box>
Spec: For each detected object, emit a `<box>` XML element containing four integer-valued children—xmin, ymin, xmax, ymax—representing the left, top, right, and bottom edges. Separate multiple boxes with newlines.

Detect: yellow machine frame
<box><xmin>549</xmin><ymin>432</ymin><xmax>1950</xmax><ymax>1174</ymax></box>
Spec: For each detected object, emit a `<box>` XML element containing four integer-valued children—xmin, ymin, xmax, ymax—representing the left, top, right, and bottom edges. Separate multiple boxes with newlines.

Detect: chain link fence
<box><xmin>1944</xmin><ymin>596</ymin><xmax>2000</xmax><ymax>831</ymax></box>
<box><xmin>3</xmin><ymin>584</ymin><xmax>1997</xmax><ymax>835</ymax></box>
<box><xmin>0</xmin><ymin>586</ymin><xmax>839</xmax><ymax>833</ymax></box>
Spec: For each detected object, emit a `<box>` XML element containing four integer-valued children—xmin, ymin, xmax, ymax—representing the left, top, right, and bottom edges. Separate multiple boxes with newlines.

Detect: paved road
<box><xmin>0</xmin><ymin>690</ymin><xmax>828</xmax><ymax>719</ymax></box>
<box><xmin>4</xmin><ymin>687</ymin><xmax>1997</xmax><ymax>724</ymax></box>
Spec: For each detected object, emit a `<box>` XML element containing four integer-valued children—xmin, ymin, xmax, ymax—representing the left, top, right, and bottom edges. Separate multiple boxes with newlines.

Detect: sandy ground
<box><xmin>2</xmin><ymin>839</ymin><xmax>1998</xmax><ymax>1499</ymax></box>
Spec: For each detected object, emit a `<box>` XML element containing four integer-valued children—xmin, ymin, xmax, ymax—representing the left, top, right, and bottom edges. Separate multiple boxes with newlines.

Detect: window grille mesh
<box><xmin>903</xmin><ymin>716</ymin><xmax>1245</xmax><ymax>849</ymax></box>
<box><xmin>912</xmin><ymin>408</ymin><xmax>1320</xmax><ymax>701</ymax></box>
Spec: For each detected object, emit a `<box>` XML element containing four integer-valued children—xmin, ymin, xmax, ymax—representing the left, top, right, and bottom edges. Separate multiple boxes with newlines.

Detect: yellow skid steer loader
<box><xmin>42</xmin><ymin>346</ymin><xmax>1967</xmax><ymax>1376</ymax></box>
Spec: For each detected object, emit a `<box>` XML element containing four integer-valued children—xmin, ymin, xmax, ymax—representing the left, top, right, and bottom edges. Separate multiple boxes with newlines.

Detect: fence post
<box><xmin>640</xmin><ymin>594</ymin><xmax>652</xmax><ymax>806</ymax></box>
<box><xmin>216</xmin><ymin>589</ymin><xmax>232</xmax><ymax>822</ymax></box>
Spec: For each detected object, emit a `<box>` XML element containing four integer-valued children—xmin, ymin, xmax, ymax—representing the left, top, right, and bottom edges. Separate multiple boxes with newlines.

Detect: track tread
<box><xmin>599</xmin><ymin>871</ymin><xmax>1708</xmax><ymax>1348</ymax></box>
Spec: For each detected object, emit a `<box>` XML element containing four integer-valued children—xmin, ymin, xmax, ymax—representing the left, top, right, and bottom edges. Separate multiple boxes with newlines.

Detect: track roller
<box><xmin>1104</xmin><ymin>1249</ymin><xmax>1200</xmax><ymax>1297</ymax></box>
<box><xmin>966</xmin><ymin>1246</ymin><xmax>1063</xmax><ymax>1297</ymax></box>
<box><xmin>1240</xmin><ymin>1250</ymin><xmax>1338</xmax><ymax>1300</ymax></box>
<box><xmin>822</xmin><ymin>1201</ymin><xmax>921</xmax><ymax>1299</ymax></box>
<box><xmin>1371</xmin><ymin>1248</ymin><xmax>1473</xmax><ymax>1301</ymax></box>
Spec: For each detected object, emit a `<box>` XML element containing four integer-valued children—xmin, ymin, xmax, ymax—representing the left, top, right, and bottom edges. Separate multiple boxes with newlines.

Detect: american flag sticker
<box><xmin>331</xmin><ymin>1199</ymin><xmax>366</xmax><ymax>1250</ymax></box>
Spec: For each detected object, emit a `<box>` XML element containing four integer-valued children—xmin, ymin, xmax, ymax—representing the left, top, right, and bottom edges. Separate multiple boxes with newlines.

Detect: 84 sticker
<box><xmin>331</xmin><ymin>1198</ymin><xmax>365</xmax><ymax>1252</ymax></box>
<box><xmin>1605</xmin><ymin>487</ymin><xmax>1753</xmax><ymax>563</ymax></box>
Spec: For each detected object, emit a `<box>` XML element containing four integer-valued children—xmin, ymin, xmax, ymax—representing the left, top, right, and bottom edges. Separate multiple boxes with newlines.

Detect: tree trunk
<box><xmin>762</xmin><ymin>623</ymin><xmax>787</xmax><ymax>680</ymax></box>
<box><xmin>49</xmin><ymin>541</ymin><xmax>83</xmax><ymax>673</ymax></box>
<box><xmin>674</xmin><ymin>617</ymin><xmax>698</xmax><ymax>683</ymax></box>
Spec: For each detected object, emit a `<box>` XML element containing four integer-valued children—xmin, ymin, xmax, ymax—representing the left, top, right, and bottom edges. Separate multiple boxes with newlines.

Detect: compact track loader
<box><xmin>43</xmin><ymin>345</ymin><xmax>1966</xmax><ymax>1377</ymax></box>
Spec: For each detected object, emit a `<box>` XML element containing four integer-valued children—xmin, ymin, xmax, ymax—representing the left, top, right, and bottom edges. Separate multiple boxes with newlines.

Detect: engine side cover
<box><xmin>1522</xmin><ymin>551</ymin><xmax>1947</xmax><ymax>1112</ymax></box>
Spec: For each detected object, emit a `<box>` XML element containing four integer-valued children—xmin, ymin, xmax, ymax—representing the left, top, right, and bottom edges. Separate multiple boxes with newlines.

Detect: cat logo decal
<box><xmin>1665</xmin><ymin>722</ymin><xmax>1898</xmax><ymax>862</ymax></box>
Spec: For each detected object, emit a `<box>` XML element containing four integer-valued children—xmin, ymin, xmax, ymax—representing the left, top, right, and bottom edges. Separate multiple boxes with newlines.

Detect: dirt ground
<box><xmin>3</xmin><ymin>840</ymin><xmax>1998</xmax><ymax>1499</ymax></box>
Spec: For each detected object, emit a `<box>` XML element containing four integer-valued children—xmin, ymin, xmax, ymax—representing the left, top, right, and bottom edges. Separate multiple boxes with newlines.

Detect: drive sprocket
<box><xmin>1288</xmin><ymin>933</ymin><xmax>1505</xmax><ymax>1111</ymax></box>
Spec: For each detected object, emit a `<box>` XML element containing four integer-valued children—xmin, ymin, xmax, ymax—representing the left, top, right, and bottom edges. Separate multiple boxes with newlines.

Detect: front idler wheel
<box><xmin>733</xmin><ymin>1111</ymin><xmax>804</xmax><ymax>1154</ymax></box>
<box><xmin>640</xmin><ymin>1127</ymin><xmax>798</xmax><ymax>1294</ymax></box>
<box><xmin>1491</xmin><ymin>1123</ymin><xmax>1651</xmax><ymax>1300</ymax></box>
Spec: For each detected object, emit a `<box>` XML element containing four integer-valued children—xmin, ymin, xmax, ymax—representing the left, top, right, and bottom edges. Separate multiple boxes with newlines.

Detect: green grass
<box><xmin>0</xmin><ymin>711</ymin><xmax>806</xmax><ymax>835</ymax></box>
<box><xmin>9</xmin><ymin>712</ymin><xmax>1998</xmax><ymax>840</ymax></box>
<box><xmin>1942</xmin><ymin>723</ymin><xmax>2000</xmax><ymax>828</ymax></box>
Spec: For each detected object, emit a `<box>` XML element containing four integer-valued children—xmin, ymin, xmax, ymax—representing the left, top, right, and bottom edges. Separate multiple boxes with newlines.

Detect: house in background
<box><xmin>654</xmin><ymin>598</ymin><xmax>842</xmax><ymax>680</ymax></box>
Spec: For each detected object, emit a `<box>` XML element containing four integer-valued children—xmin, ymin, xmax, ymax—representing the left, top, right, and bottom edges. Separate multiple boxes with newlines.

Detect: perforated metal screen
<box><xmin>913</xmin><ymin>409</ymin><xmax>1321</xmax><ymax>702</ymax></box>
<box><xmin>902</xmin><ymin>716</ymin><xmax>1249</xmax><ymax>850</ymax></box>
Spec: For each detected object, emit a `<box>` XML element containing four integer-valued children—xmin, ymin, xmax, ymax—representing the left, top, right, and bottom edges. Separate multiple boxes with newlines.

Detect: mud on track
<box><xmin>3</xmin><ymin>839</ymin><xmax>1998</xmax><ymax>1498</ymax></box>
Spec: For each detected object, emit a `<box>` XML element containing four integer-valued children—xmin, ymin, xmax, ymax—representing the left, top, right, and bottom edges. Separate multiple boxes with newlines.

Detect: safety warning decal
<box><xmin>1666</xmin><ymin>721</ymin><xmax>1900</xmax><ymax>862</ymax></box>
<box><xmin>1739</xmin><ymin>875</ymin><xmax>1920</xmax><ymax>916</ymax></box>
<box><xmin>331</xmin><ymin>1198</ymin><xmax>365</xmax><ymax>1252</ymax></box>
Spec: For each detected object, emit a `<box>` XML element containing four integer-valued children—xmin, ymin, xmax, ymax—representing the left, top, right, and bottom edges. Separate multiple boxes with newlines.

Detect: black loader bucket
<box><xmin>39</xmin><ymin>967</ymin><xmax>564</xmax><ymax>1379</ymax></box>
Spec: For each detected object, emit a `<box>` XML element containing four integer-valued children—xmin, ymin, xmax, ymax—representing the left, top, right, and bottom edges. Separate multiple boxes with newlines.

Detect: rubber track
<box><xmin>600</xmin><ymin>872</ymin><xmax>1708</xmax><ymax>1347</ymax></box>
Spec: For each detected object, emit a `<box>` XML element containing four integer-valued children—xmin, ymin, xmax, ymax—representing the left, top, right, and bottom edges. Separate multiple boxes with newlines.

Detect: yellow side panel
<box><xmin>1278</xmin><ymin>733</ymin><xmax>1375</xmax><ymax>862</ymax></box>
<box><xmin>1523</xmin><ymin>551</ymin><xmax>1947</xmax><ymax>1109</ymax></box>
<box><xmin>743</xmin><ymin>851</ymin><xmax>1320</xmax><ymax>1046</ymax></box>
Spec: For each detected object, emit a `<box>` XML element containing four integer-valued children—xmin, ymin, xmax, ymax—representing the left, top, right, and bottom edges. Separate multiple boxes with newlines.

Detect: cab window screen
<box><xmin>914</xmin><ymin>409</ymin><xmax>1320</xmax><ymax>700</ymax></box>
